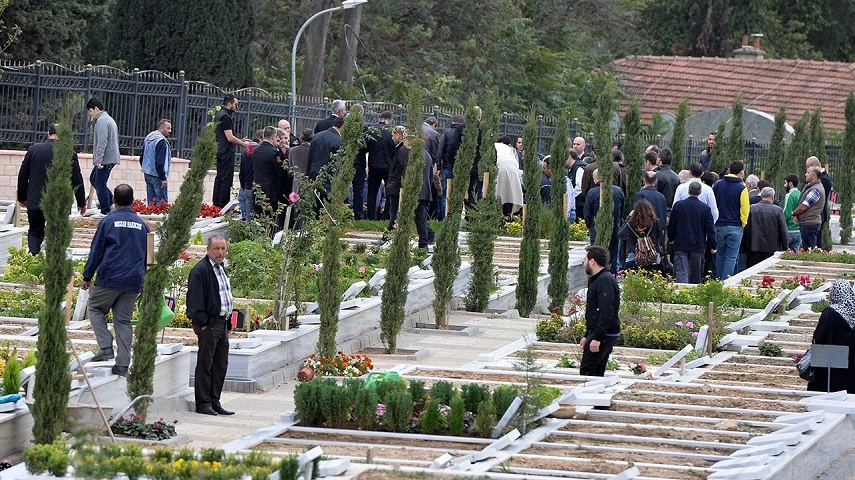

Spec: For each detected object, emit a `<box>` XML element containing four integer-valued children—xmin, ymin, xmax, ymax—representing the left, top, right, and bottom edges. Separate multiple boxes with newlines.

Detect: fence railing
<box><xmin>0</xmin><ymin>61</ymin><xmax>842</xmax><ymax>185</ymax></box>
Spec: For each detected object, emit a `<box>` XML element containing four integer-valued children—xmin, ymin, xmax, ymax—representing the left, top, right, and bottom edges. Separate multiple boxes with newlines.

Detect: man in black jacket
<box><xmin>436</xmin><ymin>115</ymin><xmax>465</xmax><ymax>219</ymax></box>
<box><xmin>252</xmin><ymin>127</ymin><xmax>292</xmax><ymax>231</ymax></box>
<box><xmin>654</xmin><ymin>148</ymin><xmax>681</xmax><ymax>212</ymax></box>
<box><xmin>417</xmin><ymin>146</ymin><xmax>436</xmax><ymax>248</ymax></box>
<box><xmin>17</xmin><ymin>123</ymin><xmax>87</xmax><ymax>254</ymax></box>
<box><xmin>186</xmin><ymin>235</ymin><xmax>235</xmax><ymax>416</ymax></box>
<box><xmin>307</xmin><ymin>116</ymin><xmax>344</xmax><ymax>185</ymax></box>
<box><xmin>744</xmin><ymin>187</ymin><xmax>788</xmax><ymax>267</ymax></box>
<box><xmin>358</xmin><ymin>111</ymin><xmax>394</xmax><ymax>220</ymax></box>
<box><xmin>386</xmin><ymin>126</ymin><xmax>409</xmax><ymax>231</ymax></box>
<box><xmin>314</xmin><ymin>99</ymin><xmax>346</xmax><ymax>134</ymax></box>
<box><xmin>580</xmin><ymin>245</ymin><xmax>621</xmax><ymax>376</ymax></box>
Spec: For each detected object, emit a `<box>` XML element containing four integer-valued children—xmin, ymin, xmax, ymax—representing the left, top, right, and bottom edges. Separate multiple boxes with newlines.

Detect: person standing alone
<box><xmin>140</xmin><ymin>119</ymin><xmax>172</xmax><ymax>205</ymax></box>
<box><xmin>186</xmin><ymin>235</ymin><xmax>235</xmax><ymax>416</ymax></box>
<box><xmin>81</xmin><ymin>184</ymin><xmax>149</xmax><ymax>376</ymax></box>
<box><xmin>87</xmin><ymin>97</ymin><xmax>120</xmax><ymax>215</ymax></box>
<box><xmin>580</xmin><ymin>245</ymin><xmax>621</xmax><ymax>377</ymax></box>
<box><xmin>213</xmin><ymin>95</ymin><xmax>250</xmax><ymax>207</ymax></box>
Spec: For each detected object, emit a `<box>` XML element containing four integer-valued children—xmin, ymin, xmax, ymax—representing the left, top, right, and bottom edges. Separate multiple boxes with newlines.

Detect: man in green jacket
<box><xmin>782</xmin><ymin>174</ymin><xmax>801</xmax><ymax>252</ymax></box>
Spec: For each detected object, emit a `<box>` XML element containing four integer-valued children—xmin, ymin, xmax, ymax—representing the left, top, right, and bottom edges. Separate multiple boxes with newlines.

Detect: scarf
<box><xmin>828</xmin><ymin>279</ymin><xmax>855</xmax><ymax>330</ymax></box>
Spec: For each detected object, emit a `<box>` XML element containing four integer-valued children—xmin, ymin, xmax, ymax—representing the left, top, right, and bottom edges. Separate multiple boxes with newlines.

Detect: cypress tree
<box><xmin>547</xmin><ymin>113</ymin><xmax>571</xmax><ymax>312</ymax></box>
<box><xmin>671</xmin><ymin>101</ymin><xmax>690</xmax><ymax>169</ymax></box>
<box><xmin>725</xmin><ymin>95</ymin><xmax>745</xmax><ymax>170</ymax></box>
<box><xmin>515</xmin><ymin>112</ymin><xmax>542</xmax><ymax>317</ymax></box>
<box><xmin>317</xmin><ymin>107</ymin><xmax>364</xmax><ymax>357</ymax></box>
<box><xmin>840</xmin><ymin>93</ymin><xmax>855</xmax><ymax>245</ymax></box>
<box><xmin>464</xmin><ymin>93</ymin><xmax>501</xmax><ymax>313</ymax></box>
<box><xmin>107</xmin><ymin>0</ymin><xmax>145</xmax><ymax>67</ymax></box>
<box><xmin>593</xmin><ymin>84</ymin><xmax>616</xmax><ymax>264</ymax></box>
<box><xmin>32</xmin><ymin>106</ymin><xmax>74</xmax><ymax>444</ymax></box>
<box><xmin>710</xmin><ymin>120</ymin><xmax>728</xmax><ymax>174</ymax></box>
<box><xmin>380</xmin><ymin>88</ymin><xmax>425</xmax><ymax>353</ymax></box>
<box><xmin>432</xmin><ymin>99</ymin><xmax>480</xmax><ymax>328</ymax></box>
<box><xmin>127</xmin><ymin>115</ymin><xmax>216</xmax><ymax>421</ymax></box>
<box><xmin>787</xmin><ymin>112</ymin><xmax>812</xmax><ymax>180</ymax></box>
<box><xmin>811</xmin><ymin>109</ymin><xmax>833</xmax><ymax>250</ymax></box>
<box><xmin>623</xmin><ymin>102</ymin><xmax>643</xmax><ymax>217</ymax></box>
<box><xmin>765</xmin><ymin>107</ymin><xmax>788</xmax><ymax>200</ymax></box>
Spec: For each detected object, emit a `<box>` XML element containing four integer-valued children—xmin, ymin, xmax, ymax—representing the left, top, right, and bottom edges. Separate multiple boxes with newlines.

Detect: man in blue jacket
<box><xmin>81</xmin><ymin>184</ymin><xmax>150</xmax><ymax>376</ymax></box>
<box><xmin>669</xmin><ymin>182</ymin><xmax>716</xmax><ymax>284</ymax></box>
<box><xmin>139</xmin><ymin>119</ymin><xmax>172</xmax><ymax>205</ymax></box>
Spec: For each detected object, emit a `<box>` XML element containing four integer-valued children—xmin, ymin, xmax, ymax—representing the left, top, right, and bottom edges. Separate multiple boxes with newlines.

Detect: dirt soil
<box><xmin>608</xmin><ymin>402</ymin><xmax>782</xmax><ymax>421</ymax></box>
<box><xmin>714</xmin><ymin>364</ymin><xmax>798</xmax><ymax>375</ymax></box>
<box><xmin>728</xmin><ymin>355</ymin><xmax>800</xmax><ymax>366</ymax></box>
<box><xmin>506</xmin><ymin>453</ymin><xmax>711</xmax><ymax>478</ymax></box>
<box><xmin>554</xmin><ymin>422</ymin><xmax>748</xmax><ymax>444</ymax></box>
<box><xmin>525</xmin><ymin>446</ymin><xmax>715</xmax><ymax>469</ymax></box>
<box><xmin>408</xmin><ymin>369</ymin><xmax>581</xmax><ymax>386</ymax></box>
<box><xmin>613</xmin><ymin>392</ymin><xmax>804</xmax><ymax>413</ymax></box>
<box><xmin>545</xmin><ymin>433</ymin><xmax>738</xmax><ymax>455</ymax></box>
<box><xmin>699</xmin><ymin>371</ymin><xmax>805</xmax><ymax>388</ymax></box>
<box><xmin>580</xmin><ymin>413</ymin><xmax>772</xmax><ymax>434</ymax></box>
<box><xmin>630</xmin><ymin>382</ymin><xmax>803</xmax><ymax>401</ymax></box>
<box><xmin>277</xmin><ymin>430</ymin><xmax>488</xmax><ymax>451</ymax></box>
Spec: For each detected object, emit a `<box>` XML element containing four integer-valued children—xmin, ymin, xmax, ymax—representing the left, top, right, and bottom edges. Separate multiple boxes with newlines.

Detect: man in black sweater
<box><xmin>17</xmin><ymin>123</ymin><xmax>87</xmax><ymax>254</ymax></box>
<box><xmin>580</xmin><ymin>245</ymin><xmax>621</xmax><ymax>377</ymax></box>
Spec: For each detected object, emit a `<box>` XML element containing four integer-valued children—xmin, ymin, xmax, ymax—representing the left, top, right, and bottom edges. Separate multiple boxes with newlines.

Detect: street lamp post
<box><xmin>291</xmin><ymin>0</ymin><xmax>367</xmax><ymax>126</ymax></box>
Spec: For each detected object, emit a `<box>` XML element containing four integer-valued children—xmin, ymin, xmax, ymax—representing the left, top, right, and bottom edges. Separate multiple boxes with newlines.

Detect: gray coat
<box><xmin>420</xmin><ymin>148</ymin><xmax>433</xmax><ymax>202</ymax></box>
<box><xmin>92</xmin><ymin>111</ymin><xmax>120</xmax><ymax>166</ymax></box>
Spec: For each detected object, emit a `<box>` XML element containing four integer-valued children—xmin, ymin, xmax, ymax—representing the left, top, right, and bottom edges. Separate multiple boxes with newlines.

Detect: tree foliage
<box><xmin>710</xmin><ymin>120</ymin><xmax>729</xmax><ymax>175</ymax></box>
<box><xmin>380</xmin><ymin>87</ymin><xmax>424</xmax><ymax>353</ymax></box>
<box><xmin>127</xmin><ymin>118</ymin><xmax>216</xmax><ymax>421</ymax></box>
<box><xmin>725</xmin><ymin>95</ymin><xmax>745</xmax><ymax>167</ymax></box>
<box><xmin>547</xmin><ymin>113</ymin><xmax>571</xmax><ymax>312</ymax></box>
<box><xmin>786</xmin><ymin>112</ymin><xmax>812</xmax><ymax>181</ymax></box>
<box><xmin>31</xmin><ymin>103</ymin><xmax>74</xmax><ymax>444</ymax></box>
<box><xmin>432</xmin><ymin>99</ymin><xmax>480</xmax><ymax>328</ymax></box>
<box><xmin>671</xmin><ymin>100</ymin><xmax>690</xmax><ymax>168</ymax></box>
<box><xmin>317</xmin><ymin>107</ymin><xmax>364</xmax><ymax>357</ymax></box>
<box><xmin>840</xmin><ymin>93</ymin><xmax>855</xmax><ymax>245</ymax></box>
<box><xmin>813</xmin><ymin>108</ymin><xmax>832</xmax><ymax>251</ymax></box>
<box><xmin>593</xmin><ymin>83</ymin><xmax>616</xmax><ymax>262</ymax></box>
<box><xmin>623</xmin><ymin>102</ymin><xmax>643</xmax><ymax>216</ymax></box>
<box><xmin>764</xmin><ymin>107</ymin><xmax>787</xmax><ymax>197</ymax></box>
<box><xmin>464</xmin><ymin>92</ymin><xmax>501</xmax><ymax>313</ymax></box>
<box><xmin>515</xmin><ymin>112</ymin><xmax>542</xmax><ymax>317</ymax></box>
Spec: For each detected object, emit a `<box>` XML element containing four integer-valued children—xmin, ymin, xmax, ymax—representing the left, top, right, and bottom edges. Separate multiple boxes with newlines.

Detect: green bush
<box><xmin>23</xmin><ymin>440</ymin><xmax>69</xmax><ymax>476</ymax></box>
<box><xmin>354</xmin><ymin>386</ymin><xmax>379</xmax><ymax>430</ymax></box>
<box><xmin>382</xmin><ymin>392</ymin><xmax>413</xmax><ymax>433</ymax></box>
<box><xmin>3</xmin><ymin>352</ymin><xmax>21</xmax><ymax>394</ymax></box>
<box><xmin>408</xmin><ymin>380</ymin><xmax>426</xmax><ymax>409</ymax></box>
<box><xmin>530</xmin><ymin>385</ymin><xmax>561</xmax><ymax>407</ymax></box>
<box><xmin>226</xmin><ymin>240</ymin><xmax>284</xmax><ymax>299</ymax></box>
<box><xmin>449</xmin><ymin>395</ymin><xmax>465</xmax><ymax>436</ymax></box>
<box><xmin>782</xmin><ymin>250</ymin><xmax>855</xmax><ymax>264</ymax></box>
<box><xmin>461</xmin><ymin>383</ymin><xmax>491</xmax><ymax>414</ymax></box>
<box><xmin>419</xmin><ymin>397</ymin><xmax>444</xmax><ymax>434</ymax></box>
<box><xmin>279</xmin><ymin>456</ymin><xmax>301</xmax><ymax>480</ymax></box>
<box><xmin>474</xmin><ymin>398</ymin><xmax>498</xmax><ymax>438</ymax></box>
<box><xmin>375</xmin><ymin>376</ymin><xmax>407</xmax><ymax>403</ymax></box>
<box><xmin>492</xmin><ymin>385</ymin><xmax>519</xmax><ymax>418</ymax></box>
<box><xmin>759</xmin><ymin>342</ymin><xmax>784</xmax><ymax>357</ymax></box>
<box><xmin>294</xmin><ymin>380</ymin><xmax>323</xmax><ymax>427</ymax></box>
<box><xmin>319</xmin><ymin>380</ymin><xmax>349</xmax><ymax>428</ymax></box>
<box><xmin>429</xmin><ymin>380</ymin><xmax>455</xmax><ymax>405</ymax></box>
<box><xmin>812</xmin><ymin>300</ymin><xmax>829</xmax><ymax>313</ymax></box>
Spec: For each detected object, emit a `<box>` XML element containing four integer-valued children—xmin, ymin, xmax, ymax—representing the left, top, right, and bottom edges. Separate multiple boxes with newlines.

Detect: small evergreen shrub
<box><xmin>492</xmin><ymin>385</ymin><xmax>520</xmax><ymax>418</ymax></box>
<box><xmin>354</xmin><ymin>386</ymin><xmax>379</xmax><ymax>430</ymax></box>
<box><xmin>382</xmin><ymin>392</ymin><xmax>414</xmax><ymax>433</ymax></box>
<box><xmin>759</xmin><ymin>342</ymin><xmax>784</xmax><ymax>357</ymax></box>
<box><xmin>419</xmin><ymin>398</ymin><xmax>444</xmax><ymax>434</ymax></box>
<box><xmin>375</xmin><ymin>376</ymin><xmax>407</xmax><ymax>403</ymax></box>
<box><xmin>474</xmin><ymin>398</ymin><xmax>498</xmax><ymax>438</ymax></box>
<box><xmin>461</xmin><ymin>383</ymin><xmax>491</xmax><ymax>413</ymax></box>
<box><xmin>319</xmin><ymin>380</ymin><xmax>349</xmax><ymax>428</ymax></box>
<box><xmin>3</xmin><ymin>352</ymin><xmax>21</xmax><ymax>394</ymax></box>
<box><xmin>449</xmin><ymin>395</ymin><xmax>465</xmax><ymax>436</ymax></box>
<box><xmin>408</xmin><ymin>380</ymin><xmax>426</xmax><ymax>408</ymax></box>
<box><xmin>294</xmin><ymin>380</ymin><xmax>323</xmax><ymax>427</ymax></box>
<box><xmin>429</xmin><ymin>380</ymin><xmax>455</xmax><ymax>405</ymax></box>
<box><xmin>279</xmin><ymin>456</ymin><xmax>301</xmax><ymax>480</ymax></box>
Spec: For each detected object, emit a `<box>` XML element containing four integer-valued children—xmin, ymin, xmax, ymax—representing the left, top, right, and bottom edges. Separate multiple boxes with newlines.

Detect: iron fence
<box><xmin>0</xmin><ymin>61</ymin><xmax>842</xmax><ymax>185</ymax></box>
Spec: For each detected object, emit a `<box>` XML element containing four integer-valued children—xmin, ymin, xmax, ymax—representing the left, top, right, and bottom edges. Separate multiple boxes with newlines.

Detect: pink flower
<box><xmin>313</xmin><ymin>264</ymin><xmax>321</xmax><ymax>272</ymax></box>
<box><xmin>691</xmin><ymin>332</ymin><xmax>699</xmax><ymax>339</ymax></box>
<box><xmin>675</xmin><ymin>321</ymin><xmax>684</xmax><ymax>328</ymax></box>
<box><xmin>685</xmin><ymin>321</ymin><xmax>694</xmax><ymax>329</ymax></box>
<box><xmin>376</xmin><ymin>404</ymin><xmax>386</xmax><ymax>417</ymax></box>
<box><xmin>340</xmin><ymin>260</ymin><xmax>345</xmax><ymax>266</ymax></box>
<box><xmin>358</xmin><ymin>266</ymin><xmax>366</xmax><ymax>274</ymax></box>
<box><xmin>289</xmin><ymin>192</ymin><xmax>300</xmax><ymax>203</ymax></box>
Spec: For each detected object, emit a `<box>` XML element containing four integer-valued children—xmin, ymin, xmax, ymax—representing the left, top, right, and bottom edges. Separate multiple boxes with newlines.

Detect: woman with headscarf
<box><xmin>495</xmin><ymin>135</ymin><xmax>524</xmax><ymax>218</ymax></box>
<box><xmin>807</xmin><ymin>279</ymin><xmax>855</xmax><ymax>393</ymax></box>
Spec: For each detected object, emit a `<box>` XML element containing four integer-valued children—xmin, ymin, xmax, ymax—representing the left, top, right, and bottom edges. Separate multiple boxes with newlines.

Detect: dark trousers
<box><xmin>580</xmin><ymin>335</ymin><xmax>619</xmax><ymax>377</ymax></box>
<box><xmin>352</xmin><ymin>165</ymin><xmax>366</xmax><ymax>220</ymax></box>
<box><xmin>465</xmin><ymin>172</ymin><xmax>481</xmax><ymax>209</ymax></box>
<box><xmin>194</xmin><ymin>318</ymin><xmax>229</xmax><ymax>408</ymax></box>
<box><xmin>27</xmin><ymin>208</ymin><xmax>45</xmax><ymax>255</ymax></box>
<box><xmin>574</xmin><ymin>195</ymin><xmax>585</xmax><ymax>224</ymax></box>
<box><xmin>416</xmin><ymin>200</ymin><xmax>435</xmax><ymax>248</ymax></box>
<box><xmin>386</xmin><ymin>194</ymin><xmax>400</xmax><ymax>231</ymax></box>
<box><xmin>89</xmin><ymin>164</ymin><xmax>114</xmax><ymax>214</ymax></box>
<box><xmin>747</xmin><ymin>251</ymin><xmax>774</xmax><ymax>268</ymax></box>
<box><xmin>502</xmin><ymin>203</ymin><xmax>515</xmax><ymax>217</ymax></box>
<box><xmin>213</xmin><ymin>155</ymin><xmax>235</xmax><ymax>207</ymax></box>
<box><xmin>800</xmin><ymin>223</ymin><xmax>821</xmax><ymax>250</ymax></box>
<box><xmin>367</xmin><ymin>168</ymin><xmax>389</xmax><ymax>220</ymax></box>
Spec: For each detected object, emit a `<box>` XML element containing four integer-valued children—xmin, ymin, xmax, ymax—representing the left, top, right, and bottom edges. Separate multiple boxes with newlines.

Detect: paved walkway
<box><xmin>172</xmin><ymin>311</ymin><xmax>538</xmax><ymax>448</ymax></box>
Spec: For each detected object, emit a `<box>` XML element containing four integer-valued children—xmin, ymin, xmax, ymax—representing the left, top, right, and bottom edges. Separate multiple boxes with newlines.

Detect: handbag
<box><xmin>796</xmin><ymin>348</ymin><xmax>814</xmax><ymax>382</ymax></box>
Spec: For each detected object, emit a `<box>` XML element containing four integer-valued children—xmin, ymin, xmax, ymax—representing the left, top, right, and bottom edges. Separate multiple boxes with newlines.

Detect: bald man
<box><xmin>805</xmin><ymin>156</ymin><xmax>832</xmax><ymax>233</ymax></box>
<box><xmin>277</xmin><ymin>119</ymin><xmax>300</xmax><ymax>149</ymax></box>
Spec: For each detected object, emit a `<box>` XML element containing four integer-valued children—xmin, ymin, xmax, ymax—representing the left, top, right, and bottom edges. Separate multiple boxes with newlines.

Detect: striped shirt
<box><xmin>208</xmin><ymin>258</ymin><xmax>233</xmax><ymax>317</ymax></box>
<box><xmin>801</xmin><ymin>188</ymin><xmax>822</xmax><ymax>208</ymax></box>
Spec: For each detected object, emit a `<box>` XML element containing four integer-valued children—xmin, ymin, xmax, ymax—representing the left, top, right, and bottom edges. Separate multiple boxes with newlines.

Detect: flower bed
<box><xmin>131</xmin><ymin>199</ymin><xmax>222</xmax><ymax>218</ymax></box>
<box><xmin>110</xmin><ymin>413</ymin><xmax>179</xmax><ymax>441</ymax></box>
<box><xmin>300</xmin><ymin>352</ymin><xmax>374</xmax><ymax>379</ymax></box>
<box><xmin>620</xmin><ymin>270</ymin><xmax>777</xmax><ymax>309</ymax></box>
<box><xmin>781</xmin><ymin>250</ymin><xmax>855</xmax><ymax>264</ymax></box>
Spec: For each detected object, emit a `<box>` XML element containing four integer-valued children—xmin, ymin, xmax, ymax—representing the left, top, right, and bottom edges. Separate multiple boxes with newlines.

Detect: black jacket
<box><xmin>632</xmin><ymin>186</ymin><xmax>667</xmax><ymax>235</ymax></box>
<box><xmin>744</xmin><ymin>201</ymin><xmax>788</xmax><ymax>254</ymax></box>
<box><xmin>420</xmin><ymin>149</ymin><xmax>434</xmax><ymax>202</ymax></box>
<box><xmin>668</xmin><ymin>196</ymin><xmax>716</xmax><ymax>253</ymax></box>
<box><xmin>307</xmin><ymin>128</ymin><xmax>342</xmax><ymax>179</ymax></box>
<box><xmin>820</xmin><ymin>170</ymin><xmax>833</xmax><ymax>223</ymax></box>
<box><xmin>238</xmin><ymin>143</ymin><xmax>257</xmax><ymax>189</ymax></box>
<box><xmin>808</xmin><ymin>307</ymin><xmax>855</xmax><ymax>393</ymax></box>
<box><xmin>438</xmin><ymin>123</ymin><xmax>463</xmax><ymax>172</ymax></box>
<box><xmin>654</xmin><ymin>165</ymin><xmax>681</xmax><ymax>209</ymax></box>
<box><xmin>314</xmin><ymin>114</ymin><xmax>339</xmax><ymax>134</ymax></box>
<box><xmin>17</xmin><ymin>140</ymin><xmax>86</xmax><ymax>210</ymax></box>
<box><xmin>585</xmin><ymin>269</ymin><xmax>621</xmax><ymax>342</ymax></box>
<box><xmin>186</xmin><ymin>255</ymin><xmax>230</xmax><ymax>329</ymax></box>
<box><xmin>387</xmin><ymin>142</ymin><xmax>409</xmax><ymax>195</ymax></box>
<box><xmin>619</xmin><ymin>220</ymin><xmax>665</xmax><ymax>261</ymax></box>
<box><xmin>252</xmin><ymin>141</ymin><xmax>292</xmax><ymax>208</ymax></box>
<box><xmin>357</xmin><ymin>123</ymin><xmax>394</xmax><ymax>170</ymax></box>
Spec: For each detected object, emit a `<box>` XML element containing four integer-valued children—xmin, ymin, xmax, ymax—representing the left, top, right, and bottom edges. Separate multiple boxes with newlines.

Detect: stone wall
<box><xmin>0</xmin><ymin>150</ymin><xmax>238</xmax><ymax>206</ymax></box>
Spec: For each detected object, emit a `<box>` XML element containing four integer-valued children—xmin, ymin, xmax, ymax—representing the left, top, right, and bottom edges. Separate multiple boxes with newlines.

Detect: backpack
<box><xmin>631</xmin><ymin>226</ymin><xmax>658</xmax><ymax>268</ymax></box>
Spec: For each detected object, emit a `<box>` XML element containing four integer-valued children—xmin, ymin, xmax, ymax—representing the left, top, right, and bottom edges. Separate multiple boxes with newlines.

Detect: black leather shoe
<box><xmin>111</xmin><ymin>365</ymin><xmax>128</xmax><ymax>376</ymax></box>
<box><xmin>212</xmin><ymin>404</ymin><xmax>235</xmax><ymax>415</ymax></box>
<box><xmin>92</xmin><ymin>349</ymin><xmax>115</xmax><ymax>361</ymax></box>
<box><xmin>196</xmin><ymin>406</ymin><xmax>218</xmax><ymax>416</ymax></box>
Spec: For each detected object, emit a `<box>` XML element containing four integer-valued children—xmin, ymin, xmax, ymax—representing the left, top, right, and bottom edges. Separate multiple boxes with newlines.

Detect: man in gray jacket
<box><xmin>744</xmin><ymin>187</ymin><xmax>788</xmax><ymax>267</ymax></box>
<box><xmin>87</xmin><ymin>97</ymin><xmax>121</xmax><ymax>215</ymax></box>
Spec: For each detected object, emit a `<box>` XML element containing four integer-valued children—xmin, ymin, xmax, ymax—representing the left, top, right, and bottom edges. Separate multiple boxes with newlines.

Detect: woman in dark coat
<box><xmin>618</xmin><ymin>199</ymin><xmax>664</xmax><ymax>272</ymax></box>
<box><xmin>807</xmin><ymin>280</ymin><xmax>855</xmax><ymax>393</ymax></box>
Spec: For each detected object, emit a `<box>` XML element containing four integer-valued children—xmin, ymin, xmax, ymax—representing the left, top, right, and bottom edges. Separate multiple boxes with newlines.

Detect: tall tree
<box><xmin>710</xmin><ymin>120</ymin><xmax>729</xmax><ymax>175</ymax></box>
<box><xmin>1</xmin><ymin>0</ymin><xmax>107</xmax><ymax>63</ymax></box>
<box><xmin>593</xmin><ymin>83</ymin><xmax>616</xmax><ymax>263</ymax></box>
<box><xmin>725</xmin><ymin>95</ymin><xmax>745</xmax><ymax>170</ymax></box>
<box><xmin>811</xmin><ymin>109</ymin><xmax>832</xmax><ymax>250</ymax></box>
<box><xmin>299</xmin><ymin>0</ymin><xmax>335</xmax><ymax>98</ymax></box>
<box><xmin>380</xmin><ymin>88</ymin><xmax>424</xmax><ymax>353</ymax></box>
<box><xmin>786</xmin><ymin>111</ymin><xmax>812</xmax><ymax>181</ymax></box>
<box><xmin>0</xmin><ymin>0</ymin><xmax>20</xmax><ymax>59</ymax></box>
<box><xmin>464</xmin><ymin>92</ymin><xmax>501</xmax><ymax>313</ymax></box>
<box><xmin>31</xmin><ymin>105</ymin><xmax>74</xmax><ymax>444</ymax></box>
<box><xmin>623</xmin><ymin>102</ymin><xmax>643</xmax><ymax>216</ymax></box>
<box><xmin>840</xmin><ymin>93</ymin><xmax>855</xmax><ymax>245</ymax></box>
<box><xmin>107</xmin><ymin>0</ymin><xmax>144</xmax><ymax>67</ymax></box>
<box><xmin>764</xmin><ymin>107</ymin><xmax>788</xmax><ymax>200</ymax></box>
<box><xmin>334</xmin><ymin>4</ymin><xmax>362</xmax><ymax>87</ymax></box>
<box><xmin>547</xmin><ymin>113</ymin><xmax>571</xmax><ymax>312</ymax></box>
<box><xmin>671</xmin><ymin>100</ymin><xmax>690</xmax><ymax>169</ymax></box>
<box><xmin>432</xmin><ymin>99</ymin><xmax>480</xmax><ymax>328</ymax></box>
<box><xmin>516</xmin><ymin>112</ymin><xmax>542</xmax><ymax>317</ymax></box>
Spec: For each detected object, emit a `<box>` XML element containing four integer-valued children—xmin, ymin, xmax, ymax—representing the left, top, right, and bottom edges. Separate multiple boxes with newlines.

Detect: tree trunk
<box><xmin>334</xmin><ymin>5</ymin><xmax>362</xmax><ymax>86</ymax></box>
<box><xmin>298</xmin><ymin>0</ymin><xmax>334</xmax><ymax>99</ymax></box>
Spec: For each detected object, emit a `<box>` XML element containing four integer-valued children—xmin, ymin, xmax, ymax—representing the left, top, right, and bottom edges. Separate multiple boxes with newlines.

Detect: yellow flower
<box><xmin>146</xmin><ymin>465</ymin><xmax>153</xmax><ymax>474</ymax></box>
<box><xmin>212</xmin><ymin>461</ymin><xmax>222</xmax><ymax>469</ymax></box>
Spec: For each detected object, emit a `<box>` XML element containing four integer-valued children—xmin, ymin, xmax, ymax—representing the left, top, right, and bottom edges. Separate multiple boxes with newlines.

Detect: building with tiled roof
<box><xmin>611</xmin><ymin>48</ymin><xmax>855</xmax><ymax>131</ymax></box>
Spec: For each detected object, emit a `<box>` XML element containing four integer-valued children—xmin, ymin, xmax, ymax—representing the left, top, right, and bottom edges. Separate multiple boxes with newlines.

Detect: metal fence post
<box><xmin>686</xmin><ymin>134</ymin><xmax>693</xmax><ymax>168</ymax></box>
<box><xmin>244</xmin><ymin>90</ymin><xmax>253</xmax><ymax>140</ymax></box>
<box><xmin>571</xmin><ymin>118</ymin><xmax>579</xmax><ymax>139</ymax></box>
<box><xmin>536</xmin><ymin>115</ymin><xmax>544</xmax><ymax>154</ymax></box>
<box><xmin>177</xmin><ymin>71</ymin><xmax>188</xmax><ymax>159</ymax></box>
<box><xmin>31</xmin><ymin>60</ymin><xmax>42</xmax><ymax>143</ymax></box>
<box><xmin>82</xmin><ymin>64</ymin><xmax>93</xmax><ymax>151</ymax></box>
<box><xmin>749</xmin><ymin>137</ymin><xmax>757</xmax><ymax>174</ymax></box>
<box><xmin>129</xmin><ymin>68</ymin><xmax>140</xmax><ymax>157</ymax></box>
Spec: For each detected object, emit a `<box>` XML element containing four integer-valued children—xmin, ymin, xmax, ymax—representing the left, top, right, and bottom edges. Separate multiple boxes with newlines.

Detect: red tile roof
<box><xmin>611</xmin><ymin>56</ymin><xmax>855</xmax><ymax>131</ymax></box>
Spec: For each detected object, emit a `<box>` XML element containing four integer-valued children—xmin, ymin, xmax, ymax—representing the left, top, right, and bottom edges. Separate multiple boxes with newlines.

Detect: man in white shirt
<box><xmin>673</xmin><ymin>162</ymin><xmax>719</xmax><ymax>223</ymax></box>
